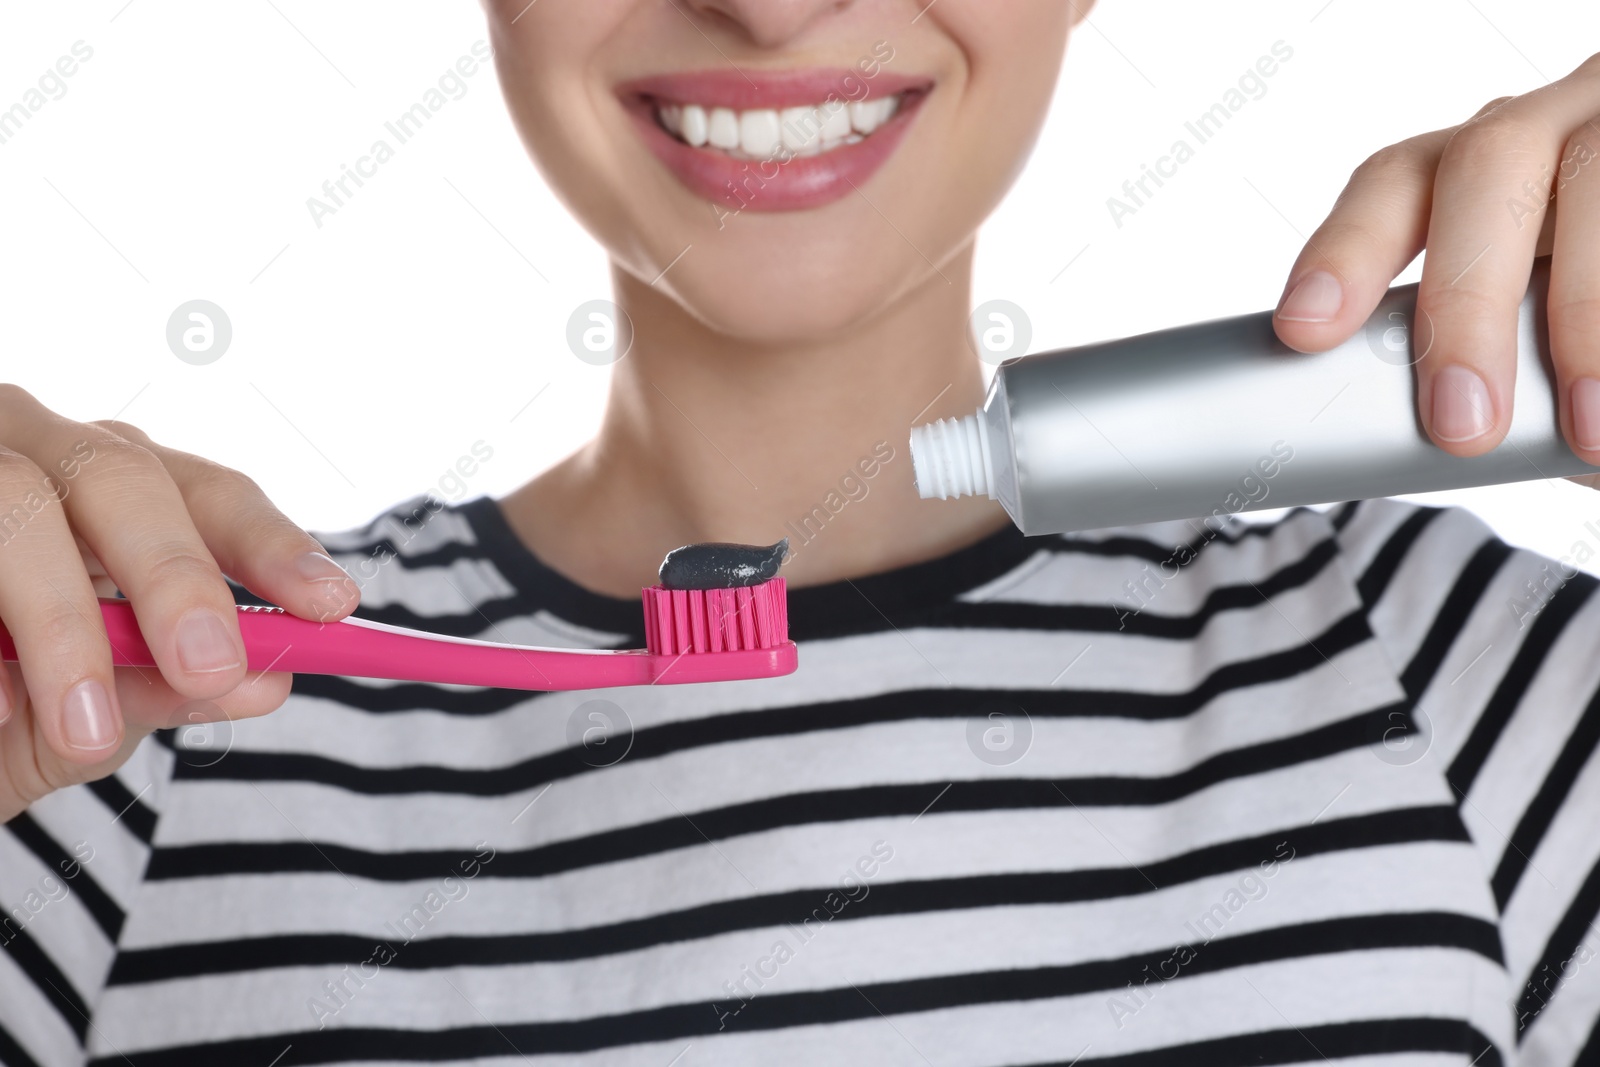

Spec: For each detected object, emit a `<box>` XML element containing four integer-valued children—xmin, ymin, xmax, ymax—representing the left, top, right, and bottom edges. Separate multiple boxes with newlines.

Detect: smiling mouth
<box><xmin>618</xmin><ymin>68</ymin><xmax>932</xmax><ymax>211</ymax></box>
<box><xmin>650</xmin><ymin>93</ymin><xmax>910</xmax><ymax>161</ymax></box>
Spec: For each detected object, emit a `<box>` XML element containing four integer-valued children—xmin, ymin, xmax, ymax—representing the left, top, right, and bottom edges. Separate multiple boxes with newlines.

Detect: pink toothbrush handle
<box><xmin>0</xmin><ymin>598</ymin><xmax>797</xmax><ymax>691</ymax></box>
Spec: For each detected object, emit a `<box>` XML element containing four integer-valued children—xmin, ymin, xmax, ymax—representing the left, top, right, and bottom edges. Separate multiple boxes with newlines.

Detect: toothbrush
<box><xmin>0</xmin><ymin>579</ymin><xmax>795</xmax><ymax>690</ymax></box>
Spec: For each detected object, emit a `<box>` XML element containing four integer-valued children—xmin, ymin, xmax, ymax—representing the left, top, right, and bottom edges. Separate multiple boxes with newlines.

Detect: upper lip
<box><xmin>617</xmin><ymin>68</ymin><xmax>933</xmax><ymax>111</ymax></box>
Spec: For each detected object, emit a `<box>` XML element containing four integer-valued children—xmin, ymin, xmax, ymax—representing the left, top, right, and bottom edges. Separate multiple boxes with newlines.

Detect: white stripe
<box><xmin>1410</xmin><ymin>548</ymin><xmax>1586</xmax><ymax>771</ymax></box>
<box><xmin>0</xmin><ymin>955</ymin><xmax>80</xmax><ymax>1067</ymax></box>
<box><xmin>1499</xmin><ymin>711</ymin><xmax>1600</xmax><ymax>982</ymax></box>
<box><xmin>315</xmin><ymin>496</ymin><xmax>479</xmax><ymax>555</ymax></box>
<box><xmin>345</xmin><ymin>554</ymin><xmax>518</xmax><ymax>614</ymax></box>
<box><xmin>125</xmin><ymin>744</ymin><xmax>1466</xmax><ymax>946</ymax></box>
<box><xmin>0</xmin><ymin>826</ymin><xmax>116</xmax><ymax>1019</ymax></box>
<box><xmin>91</xmin><ymin>948</ymin><xmax>1507</xmax><ymax>1061</ymax></box>
<box><xmin>963</xmin><ymin>506</ymin><xmax>1328</xmax><ymax>609</ymax></box>
<box><xmin>157</xmin><ymin>662</ymin><xmax>1403</xmax><ymax>855</ymax></box>
<box><xmin>199</xmin><ymin>625</ymin><xmax>1384</xmax><ymax>787</ymax></box>
<box><xmin>1458</xmin><ymin>589</ymin><xmax>1600</xmax><ymax>874</ymax></box>
<box><xmin>1362</xmin><ymin>510</ymin><xmax>1499</xmax><ymax>673</ymax></box>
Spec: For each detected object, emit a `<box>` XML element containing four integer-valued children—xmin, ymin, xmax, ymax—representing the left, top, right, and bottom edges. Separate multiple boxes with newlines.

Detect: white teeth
<box><xmin>848</xmin><ymin>100</ymin><xmax>877</xmax><ymax>135</ymax></box>
<box><xmin>849</xmin><ymin>96</ymin><xmax>897</xmax><ymax>135</ymax></box>
<box><xmin>680</xmin><ymin>103</ymin><xmax>708</xmax><ymax>146</ymax></box>
<box><xmin>707</xmin><ymin>107</ymin><xmax>740</xmax><ymax>150</ymax></box>
<box><xmin>819</xmin><ymin>99</ymin><xmax>853</xmax><ymax>141</ymax></box>
<box><xmin>739</xmin><ymin>109</ymin><xmax>782</xmax><ymax>157</ymax></box>
<box><xmin>780</xmin><ymin>106</ymin><xmax>817</xmax><ymax>152</ymax></box>
<box><xmin>655</xmin><ymin>92</ymin><xmax>906</xmax><ymax>158</ymax></box>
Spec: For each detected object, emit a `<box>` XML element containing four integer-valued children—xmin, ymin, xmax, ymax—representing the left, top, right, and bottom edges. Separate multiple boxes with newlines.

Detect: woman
<box><xmin>4</xmin><ymin>1</ymin><xmax>1600</xmax><ymax>1063</ymax></box>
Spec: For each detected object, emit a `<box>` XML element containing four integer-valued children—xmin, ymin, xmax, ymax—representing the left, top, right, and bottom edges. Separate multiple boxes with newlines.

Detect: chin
<box><xmin>635</xmin><ymin>234</ymin><xmax>935</xmax><ymax>346</ymax></box>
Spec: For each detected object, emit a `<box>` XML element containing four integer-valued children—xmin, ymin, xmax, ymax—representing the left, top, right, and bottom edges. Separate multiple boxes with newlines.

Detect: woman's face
<box><xmin>483</xmin><ymin>0</ymin><xmax>1078</xmax><ymax>345</ymax></box>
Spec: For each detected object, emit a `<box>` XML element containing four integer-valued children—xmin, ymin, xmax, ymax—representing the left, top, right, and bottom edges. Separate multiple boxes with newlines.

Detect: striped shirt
<box><xmin>4</xmin><ymin>491</ymin><xmax>1600</xmax><ymax>1066</ymax></box>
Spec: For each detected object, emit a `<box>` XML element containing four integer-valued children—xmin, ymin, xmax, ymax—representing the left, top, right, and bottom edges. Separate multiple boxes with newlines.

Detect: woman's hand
<box><xmin>0</xmin><ymin>384</ymin><xmax>360</xmax><ymax>822</ymax></box>
<box><xmin>1271</xmin><ymin>52</ymin><xmax>1600</xmax><ymax>485</ymax></box>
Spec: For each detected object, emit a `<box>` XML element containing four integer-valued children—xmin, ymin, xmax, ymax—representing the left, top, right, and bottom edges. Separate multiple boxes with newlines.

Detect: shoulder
<box><xmin>1009</xmin><ymin>498</ymin><xmax>1599</xmax><ymax>669</ymax></box>
<box><xmin>1324</xmin><ymin>497</ymin><xmax>1599</xmax><ymax>656</ymax></box>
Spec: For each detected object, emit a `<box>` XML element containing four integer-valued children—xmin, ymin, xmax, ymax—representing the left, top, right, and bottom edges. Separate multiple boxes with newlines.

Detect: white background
<box><xmin>2</xmin><ymin>1</ymin><xmax>1598</xmax><ymax>572</ymax></box>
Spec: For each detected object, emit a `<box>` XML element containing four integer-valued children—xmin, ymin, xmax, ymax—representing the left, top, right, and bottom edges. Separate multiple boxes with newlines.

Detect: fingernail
<box><xmin>1276</xmin><ymin>270</ymin><xmax>1343</xmax><ymax>323</ymax></box>
<box><xmin>296</xmin><ymin>551</ymin><xmax>351</xmax><ymax>584</ymax></box>
<box><xmin>1572</xmin><ymin>377</ymin><xmax>1600</xmax><ymax>452</ymax></box>
<box><xmin>176</xmin><ymin>609</ymin><xmax>241</xmax><ymax>674</ymax></box>
<box><xmin>0</xmin><ymin>682</ymin><xmax>12</xmax><ymax>727</ymax></box>
<box><xmin>62</xmin><ymin>679</ymin><xmax>119</xmax><ymax>752</ymax></box>
<box><xmin>1431</xmin><ymin>364</ymin><xmax>1495</xmax><ymax>442</ymax></box>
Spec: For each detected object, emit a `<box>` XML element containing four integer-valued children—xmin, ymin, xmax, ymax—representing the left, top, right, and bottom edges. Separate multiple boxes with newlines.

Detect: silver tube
<box><xmin>911</xmin><ymin>257</ymin><xmax>1600</xmax><ymax>536</ymax></box>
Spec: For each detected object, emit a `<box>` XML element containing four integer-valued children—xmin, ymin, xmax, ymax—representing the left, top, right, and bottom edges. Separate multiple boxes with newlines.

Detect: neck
<box><xmin>500</xmin><ymin>240</ymin><xmax>1009</xmax><ymax>599</ymax></box>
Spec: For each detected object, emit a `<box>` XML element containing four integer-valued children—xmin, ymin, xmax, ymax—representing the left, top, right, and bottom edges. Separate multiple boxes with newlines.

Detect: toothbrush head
<box><xmin>641</xmin><ymin>578</ymin><xmax>788</xmax><ymax>656</ymax></box>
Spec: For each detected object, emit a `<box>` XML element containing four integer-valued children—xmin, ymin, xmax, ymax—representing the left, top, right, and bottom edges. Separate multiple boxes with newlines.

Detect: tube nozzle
<box><xmin>910</xmin><ymin>411</ymin><xmax>995</xmax><ymax>500</ymax></box>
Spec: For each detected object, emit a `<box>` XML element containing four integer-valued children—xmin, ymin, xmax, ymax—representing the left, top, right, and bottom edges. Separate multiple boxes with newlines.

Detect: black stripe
<box><xmin>1355</xmin><ymin>504</ymin><xmax>1446</xmax><ymax>609</ymax></box>
<box><xmin>1041</xmin><ymin>506</ymin><xmax>1317</xmax><ymax>564</ymax></box>
<box><xmin>0</xmin><ymin>926</ymin><xmax>89</xmax><ymax>1043</ymax></box>
<box><xmin>83</xmin><ymin>1021</ymin><xmax>1506</xmax><ymax>1067</ymax></box>
<box><xmin>275</xmin><ymin>536</ymin><xmax>1350</xmax><ymax>718</ymax></box>
<box><xmin>2</xmin><ymin>815</ymin><xmax>124</xmax><ymax>941</ymax></box>
<box><xmin>1513</xmin><ymin>837</ymin><xmax>1600</xmax><ymax>1039</ymax></box>
<box><xmin>443</xmin><ymin>523</ymin><xmax>1337</xmax><ymax>645</ymax></box>
<box><xmin>181</xmin><ymin>606</ymin><xmax>1381</xmax><ymax>795</ymax></box>
<box><xmin>269</xmin><ymin>497</ymin><xmax>1326</xmax><ymax>669</ymax></box>
<box><xmin>1493</xmin><ymin>680</ymin><xmax>1600</xmax><ymax>910</ymax></box>
<box><xmin>1047</xmin><ymin>534</ymin><xmax>1189</xmax><ymax>564</ymax></box>
<box><xmin>312</xmin><ymin>494</ymin><xmax>458</xmax><ymax>556</ymax></box>
<box><xmin>110</xmin><ymin>804</ymin><xmax>1468</xmax><ymax>984</ymax></box>
<box><xmin>328</xmin><ymin>536</ymin><xmax>488</xmax><ymax>573</ymax></box>
<box><xmin>1398</xmin><ymin>538</ymin><xmax>1514</xmax><ymax>701</ymax></box>
<box><xmin>0</xmin><ymin>1020</ymin><xmax>47</xmax><ymax>1067</ymax></box>
<box><xmin>85</xmin><ymin>776</ymin><xmax>157</xmax><ymax>845</ymax></box>
<box><xmin>341</xmin><ymin>590</ymin><xmax>626</xmax><ymax>641</ymax></box>
<box><xmin>1371</xmin><ymin>535</ymin><xmax>1513</xmax><ymax>767</ymax></box>
<box><xmin>1065</xmin><ymin>1019</ymin><xmax>1499</xmax><ymax>1067</ymax></box>
<box><xmin>328</xmin><ymin>529</ymin><xmax>1344</xmax><ymax>647</ymax></box>
<box><xmin>150</xmin><ymin>705</ymin><xmax>1401</xmax><ymax>881</ymax></box>
<box><xmin>1575</xmin><ymin>1006</ymin><xmax>1600</xmax><ymax>1064</ymax></box>
<box><xmin>284</xmin><ymin>671</ymin><xmax>542</xmax><ymax>715</ymax></box>
<box><xmin>1448</xmin><ymin>575</ymin><xmax>1599</xmax><ymax>797</ymax></box>
<box><xmin>946</xmin><ymin>536</ymin><xmax>1342</xmax><ymax>638</ymax></box>
<box><xmin>87</xmin><ymin>913</ymin><xmax>1502</xmax><ymax>1065</ymax></box>
<box><xmin>460</xmin><ymin>493</ymin><xmax>1042</xmax><ymax>639</ymax></box>
<box><xmin>223</xmin><ymin>576</ymin><xmax>273</xmax><ymax>610</ymax></box>
<box><xmin>456</xmin><ymin>495</ymin><xmax>1331</xmax><ymax>645</ymax></box>
<box><xmin>1329</xmin><ymin>498</ymin><xmax>1362</xmax><ymax>532</ymax></box>
<box><xmin>312</xmin><ymin>495</ymin><xmax>424</xmax><ymax>543</ymax></box>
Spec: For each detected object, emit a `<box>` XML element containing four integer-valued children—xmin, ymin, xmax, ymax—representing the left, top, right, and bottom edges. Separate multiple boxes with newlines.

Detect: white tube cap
<box><xmin>910</xmin><ymin>411</ymin><xmax>995</xmax><ymax>500</ymax></box>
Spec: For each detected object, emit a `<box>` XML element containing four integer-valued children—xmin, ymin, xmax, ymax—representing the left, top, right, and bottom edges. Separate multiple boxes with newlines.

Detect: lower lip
<box><xmin>625</xmin><ymin>93</ymin><xmax>927</xmax><ymax>213</ymax></box>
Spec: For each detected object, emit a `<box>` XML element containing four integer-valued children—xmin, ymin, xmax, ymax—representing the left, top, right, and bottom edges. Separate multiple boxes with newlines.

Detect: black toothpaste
<box><xmin>658</xmin><ymin>539</ymin><xmax>789</xmax><ymax>590</ymax></box>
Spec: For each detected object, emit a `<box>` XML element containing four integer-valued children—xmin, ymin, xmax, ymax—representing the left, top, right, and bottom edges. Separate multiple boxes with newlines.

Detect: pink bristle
<box><xmin>707</xmin><ymin>588</ymin><xmax>727</xmax><ymax>652</ymax></box>
<box><xmin>671</xmin><ymin>589</ymin><xmax>689</xmax><ymax>652</ymax></box>
<box><xmin>641</xmin><ymin>578</ymin><xmax>788</xmax><ymax>656</ymax></box>
<box><xmin>688</xmin><ymin>589</ymin><xmax>708</xmax><ymax>652</ymax></box>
